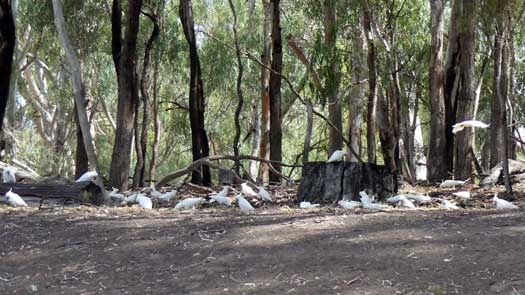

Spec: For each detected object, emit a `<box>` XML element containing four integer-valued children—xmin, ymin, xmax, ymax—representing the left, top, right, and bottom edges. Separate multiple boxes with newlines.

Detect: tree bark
<box><xmin>427</xmin><ymin>0</ymin><xmax>447</xmax><ymax>182</ymax></box>
<box><xmin>180</xmin><ymin>0</ymin><xmax>211</xmax><ymax>186</ymax></box>
<box><xmin>133</xmin><ymin>11</ymin><xmax>160</xmax><ymax>188</ymax></box>
<box><xmin>453</xmin><ymin>0</ymin><xmax>476</xmax><ymax>180</ymax></box>
<box><xmin>51</xmin><ymin>0</ymin><xmax>104</xmax><ymax>193</ymax></box>
<box><xmin>363</xmin><ymin>9</ymin><xmax>377</xmax><ymax>164</ymax></box>
<box><xmin>269</xmin><ymin>0</ymin><xmax>283</xmax><ymax>183</ymax></box>
<box><xmin>149</xmin><ymin>42</ymin><xmax>162</xmax><ymax>185</ymax></box>
<box><xmin>324</xmin><ymin>0</ymin><xmax>342</xmax><ymax>155</ymax></box>
<box><xmin>0</xmin><ymin>0</ymin><xmax>16</xmax><ymax>132</ymax></box>
<box><xmin>228</xmin><ymin>0</ymin><xmax>244</xmax><ymax>175</ymax></box>
<box><xmin>348</xmin><ymin>24</ymin><xmax>366</xmax><ymax>162</ymax></box>
<box><xmin>443</xmin><ymin>0</ymin><xmax>461</xmax><ymax>176</ymax></box>
<box><xmin>109</xmin><ymin>0</ymin><xmax>143</xmax><ymax>190</ymax></box>
<box><xmin>258</xmin><ymin>0</ymin><xmax>272</xmax><ymax>184</ymax></box>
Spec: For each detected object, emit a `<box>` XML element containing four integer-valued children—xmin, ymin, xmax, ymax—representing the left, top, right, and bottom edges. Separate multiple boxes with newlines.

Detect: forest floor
<box><xmin>1</xmin><ymin>186</ymin><xmax>525</xmax><ymax>295</ymax></box>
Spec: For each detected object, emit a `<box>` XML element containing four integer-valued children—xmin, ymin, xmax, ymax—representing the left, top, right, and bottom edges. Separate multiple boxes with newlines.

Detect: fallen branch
<box><xmin>156</xmin><ymin>155</ymin><xmax>295</xmax><ymax>187</ymax></box>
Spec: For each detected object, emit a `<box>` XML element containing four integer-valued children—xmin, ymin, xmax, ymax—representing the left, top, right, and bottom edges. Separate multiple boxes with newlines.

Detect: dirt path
<box><xmin>1</xmin><ymin>207</ymin><xmax>524</xmax><ymax>295</ymax></box>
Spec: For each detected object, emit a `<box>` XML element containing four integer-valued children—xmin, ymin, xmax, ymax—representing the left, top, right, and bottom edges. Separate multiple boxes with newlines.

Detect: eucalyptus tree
<box><xmin>0</xmin><ymin>0</ymin><xmax>16</xmax><ymax>133</ymax></box>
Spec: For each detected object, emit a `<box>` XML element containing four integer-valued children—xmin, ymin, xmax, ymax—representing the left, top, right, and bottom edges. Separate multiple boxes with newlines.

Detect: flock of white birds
<box><xmin>0</xmin><ymin>121</ymin><xmax>520</xmax><ymax>213</ymax></box>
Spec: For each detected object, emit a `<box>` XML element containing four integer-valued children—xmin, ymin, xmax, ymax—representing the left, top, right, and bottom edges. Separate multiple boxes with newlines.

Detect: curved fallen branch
<box><xmin>156</xmin><ymin>155</ymin><xmax>296</xmax><ymax>187</ymax></box>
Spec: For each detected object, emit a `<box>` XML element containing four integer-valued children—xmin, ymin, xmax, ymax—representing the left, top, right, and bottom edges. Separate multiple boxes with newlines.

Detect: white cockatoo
<box><xmin>76</xmin><ymin>171</ymin><xmax>98</xmax><ymax>182</ymax></box>
<box><xmin>258</xmin><ymin>186</ymin><xmax>273</xmax><ymax>202</ymax></box>
<box><xmin>149</xmin><ymin>184</ymin><xmax>162</xmax><ymax>198</ymax></box>
<box><xmin>109</xmin><ymin>187</ymin><xmax>126</xmax><ymax>201</ymax></box>
<box><xmin>452</xmin><ymin>120</ymin><xmax>489</xmax><ymax>134</ymax></box>
<box><xmin>493</xmin><ymin>194</ymin><xmax>518</xmax><ymax>209</ymax></box>
<box><xmin>441</xmin><ymin>200</ymin><xmax>460</xmax><ymax>210</ymax></box>
<box><xmin>175</xmin><ymin>197</ymin><xmax>205</xmax><ymax>210</ymax></box>
<box><xmin>439</xmin><ymin>179</ymin><xmax>467</xmax><ymax>189</ymax></box>
<box><xmin>136</xmin><ymin>194</ymin><xmax>153</xmax><ymax>210</ymax></box>
<box><xmin>327</xmin><ymin>150</ymin><xmax>345</xmax><ymax>163</ymax></box>
<box><xmin>2</xmin><ymin>166</ymin><xmax>16</xmax><ymax>184</ymax></box>
<box><xmin>158</xmin><ymin>190</ymin><xmax>177</xmax><ymax>202</ymax></box>
<box><xmin>452</xmin><ymin>191</ymin><xmax>471</xmax><ymax>200</ymax></box>
<box><xmin>359</xmin><ymin>191</ymin><xmax>390</xmax><ymax>209</ymax></box>
<box><xmin>241</xmin><ymin>183</ymin><xmax>258</xmax><ymax>198</ymax></box>
<box><xmin>209</xmin><ymin>193</ymin><xmax>232</xmax><ymax>207</ymax></box>
<box><xmin>5</xmin><ymin>189</ymin><xmax>27</xmax><ymax>207</ymax></box>
<box><xmin>338</xmin><ymin>200</ymin><xmax>362</xmax><ymax>209</ymax></box>
<box><xmin>405</xmin><ymin>194</ymin><xmax>432</xmax><ymax>204</ymax></box>
<box><xmin>397</xmin><ymin>195</ymin><xmax>416</xmax><ymax>209</ymax></box>
<box><xmin>236</xmin><ymin>194</ymin><xmax>255</xmax><ymax>211</ymax></box>
<box><xmin>386</xmin><ymin>195</ymin><xmax>403</xmax><ymax>203</ymax></box>
<box><xmin>299</xmin><ymin>201</ymin><xmax>320</xmax><ymax>209</ymax></box>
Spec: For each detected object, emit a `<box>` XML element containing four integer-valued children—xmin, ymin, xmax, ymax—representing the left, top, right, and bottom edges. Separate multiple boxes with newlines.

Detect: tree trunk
<box><xmin>348</xmin><ymin>24</ymin><xmax>366</xmax><ymax>162</ymax></box>
<box><xmin>74</xmin><ymin>102</ymin><xmax>89</xmax><ymax>178</ymax></box>
<box><xmin>0</xmin><ymin>0</ymin><xmax>16</xmax><ymax>132</ymax></box>
<box><xmin>324</xmin><ymin>0</ymin><xmax>342</xmax><ymax>155</ymax></box>
<box><xmin>109</xmin><ymin>0</ymin><xmax>143</xmax><ymax>190</ymax></box>
<box><xmin>427</xmin><ymin>0</ymin><xmax>447</xmax><ymax>182</ymax></box>
<box><xmin>443</xmin><ymin>0</ymin><xmax>461</xmax><ymax>176</ymax></box>
<box><xmin>180</xmin><ymin>0</ymin><xmax>211</xmax><ymax>186</ymax></box>
<box><xmin>303</xmin><ymin>99</ymin><xmax>314</xmax><ymax>164</ymax></box>
<box><xmin>269</xmin><ymin>0</ymin><xmax>282</xmax><ymax>183</ymax></box>
<box><xmin>51</xmin><ymin>0</ymin><xmax>104</xmax><ymax>193</ymax></box>
<box><xmin>453</xmin><ymin>0</ymin><xmax>476</xmax><ymax>180</ymax></box>
<box><xmin>258</xmin><ymin>0</ymin><xmax>271</xmax><ymax>184</ymax></box>
<box><xmin>363</xmin><ymin>9</ymin><xmax>377</xmax><ymax>164</ymax></box>
<box><xmin>149</xmin><ymin>42</ymin><xmax>162</xmax><ymax>185</ymax></box>
<box><xmin>228</xmin><ymin>0</ymin><xmax>244</xmax><ymax>175</ymax></box>
<box><xmin>133</xmin><ymin>11</ymin><xmax>160</xmax><ymax>188</ymax></box>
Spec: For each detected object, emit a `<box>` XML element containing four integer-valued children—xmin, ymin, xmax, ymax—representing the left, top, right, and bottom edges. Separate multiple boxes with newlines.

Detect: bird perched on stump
<box><xmin>5</xmin><ymin>188</ymin><xmax>27</xmax><ymax>208</ymax></box>
<box><xmin>327</xmin><ymin>150</ymin><xmax>345</xmax><ymax>163</ymax></box>
<box><xmin>2</xmin><ymin>166</ymin><xmax>16</xmax><ymax>184</ymax></box>
<box><xmin>76</xmin><ymin>171</ymin><xmax>98</xmax><ymax>182</ymax></box>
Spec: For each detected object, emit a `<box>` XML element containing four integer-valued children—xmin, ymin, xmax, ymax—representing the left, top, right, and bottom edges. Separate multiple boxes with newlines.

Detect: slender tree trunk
<box><xmin>149</xmin><ymin>45</ymin><xmax>161</xmax><ymax>185</ymax></box>
<box><xmin>427</xmin><ymin>0</ymin><xmax>447</xmax><ymax>182</ymax></box>
<box><xmin>258</xmin><ymin>0</ymin><xmax>271</xmax><ymax>184</ymax></box>
<box><xmin>133</xmin><ymin>11</ymin><xmax>160</xmax><ymax>188</ymax></box>
<box><xmin>443</xmin><ymin>0</ymin><xmax>461</xmax><ymax>176</ymax></box>
<box><xmin>0</xmin><ymin>0</ymin><xmax>16</xmax><ymax>132</ymax></box>
<box><xmin>180</xmin><ymin>0</ymin><xmax>211</xmax><ymax>185</ymax></box>
<box><xmin>454</xmin><ymin>0</ymin><xmax>476</xmax><ymax>180</ymax></box>
<box><xmin>51</xmin><ymin>0</ymin><xmax>104</xmax><ymax>192</ymax></box>
<box><xmin>269</xmin><ymin>0</ymin><xmax>283</xmax><ymax>183</ymax></box>
<box><xmin>363</xmin><ymin>9</ymin><xmax>377</xmax><ymax>164</ymax></box>
<box><xmin>324</xmin><ymin>0</ymin><xmax>342</xmax><ymax>155</ymax></box>
<box><xmin>348</xmin><ymin>25</ymin><xmax>366</xmax><ymax>162</ymax></box>
<box><xmin>228</xmin><ymin>0</ymin><xmax>244</xmax><ymax>175</ymax></box>
<box><xmin>303</xmin><ymin>99</ymin><xmax>314</xmax><ymax>164</ymax></box>
<box><xmin>74</xmin><ymin>102</ymin><xmax>89</xmax><ymax>178</ymax></box>
<box><xmin>109</xmin><ymin>0</ymin><xmax>143</xmax><ymax>190</ymax></box>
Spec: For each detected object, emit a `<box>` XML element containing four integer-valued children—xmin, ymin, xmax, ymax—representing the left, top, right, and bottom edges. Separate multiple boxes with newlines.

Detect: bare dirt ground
<box><xmin>1</xmin><ymin>205</ymin><xmax>524</xmax><ymax>295</ymax></box>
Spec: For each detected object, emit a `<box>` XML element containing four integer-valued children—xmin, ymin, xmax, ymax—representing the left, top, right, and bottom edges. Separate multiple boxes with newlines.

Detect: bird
<box><xmin>397</xmin><ymin>195</ymin><xmax>416</xmax><ymax>209</ymax></box>
<box><xmin>241</xmin><ymin>183</ymin><xmax>258</xmax><ymax>198</ymax></box>
<box><xmin>236</xmin><ymin>194</ymin><xmax>255</xmax><ymax>211</ymax></box>
<box><xmin>338</xmin><ymin>200</ymin><xmax>362</xmax><ymax>209</ymax></box>
<box><xmin>2</xmin><ymin>166</ymin><xmax>16</xmax><ymax>184</ymax></box>
<box><xmin>405</xmin><ymin>194</ymin><xmax>432</xmax><ymax>204</ymax></box>
<box><xmin>148</xmin><ymin>184</ymin><xmax>162</xmax><ymax>198</ymax></box>
<box><xmin>258</xmin><ymin>186</ymin><xmax>273</xmax><ymax>202</ymax></box>
<box><xmin>158</xmin><ymin>190</ymin><xmax>177</xmax><ymax>202</ymax></box>
<box><xmin>5</xmin><ymin>188</ymin><xmax>27</xmax><ymax>207</ymax></box>
<box><xmin>299</xmin><ymin>201</ymin><xmax>320</xmax><ymax>209</ymax></box>
<box><xmin>452</xmin><ymin>191</ymin><xmax>471</xmax><ymax>200</ymax></box>
<box><xmin>359</xmin><ymin>191</ymin><xmax>390</xmax><ymax>209</ymax></box>
<box><xmin>441</xmin><ymin>200</ymin><xmax>459</xmax><ymax>210</ymax></box>
<box><xmin>452</xmin><ymin>120</ymin><xmax>489</xmax><ymax>133</ymax></box>
<box><xmin>327</xmin><ymin>150</ymin><xmax>345</xmax><ymax>163</ymax></box>
<box><xmin>439</xmin><ymin>179</ymin><xmax>467</xmax><ymax>189</ymax></box>
<box><xmin>109</xmin><ymin>187</ymin><xmax>126</xmax><ymax>201</ymax></box>
<box><xmin>76</xmin><ymin>171</ymin><xmax>98</xmax><ymax>182</ymax></box>
<box><xmin>493</xmin><ymin>194</ymin><xmax>518</xmax><ymax>209</ymax></box>
<box><xmin>175</xmin><ymin>197</ymin><xmax>205</xmax><ymax>210</ymax></box>
<box><xmin>136</xmin><ymin>194</ymin><xmax>153</xmax><ymax>210</ymax></box>
<box><xmin>209</xmin><ymin>193</ymin><xmax>232</xmax><ymax>207</ymax></box>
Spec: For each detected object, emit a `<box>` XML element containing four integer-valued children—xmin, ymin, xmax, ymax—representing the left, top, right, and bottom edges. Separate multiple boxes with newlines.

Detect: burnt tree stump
<box><xmin>0</xmin><ymin>181</ymin><xmax>104</xmax><ymax>205</ymax></box>
<box><xmin>298</xmin><ymin>162</ymin><xmax>396</xmax><ymax>204</ymax></box>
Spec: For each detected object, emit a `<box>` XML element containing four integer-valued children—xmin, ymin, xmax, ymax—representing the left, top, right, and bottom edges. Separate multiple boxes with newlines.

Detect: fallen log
<box><xmin>297</xmin><ymin>161</ymin><xmax>395</xmax><ymax>204</ymax></box>
<box><xmin>0</xmin><ymin>181</ymin><xmax>104</xmax><ymax>205</ymax></box>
